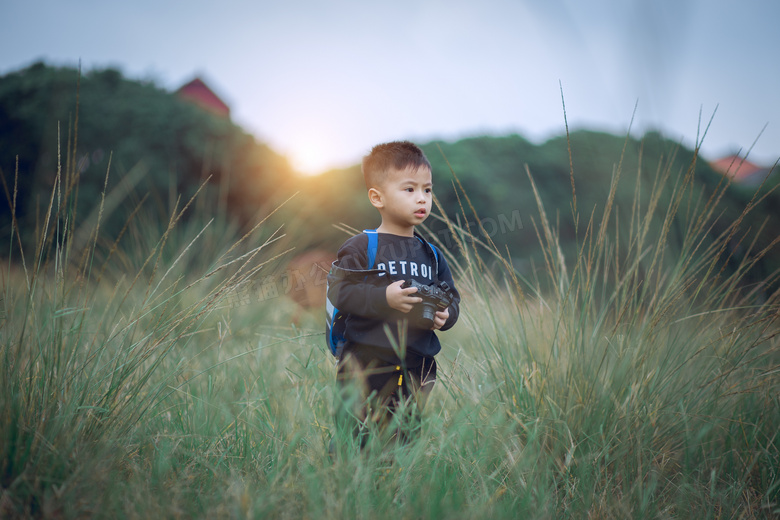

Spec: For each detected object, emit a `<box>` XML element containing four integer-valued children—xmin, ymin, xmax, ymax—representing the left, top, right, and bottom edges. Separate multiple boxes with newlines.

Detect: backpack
<box><xmin>325</xmin><ymin>229</ymin><xmax>439</xmax><ymax>358</ymax></box>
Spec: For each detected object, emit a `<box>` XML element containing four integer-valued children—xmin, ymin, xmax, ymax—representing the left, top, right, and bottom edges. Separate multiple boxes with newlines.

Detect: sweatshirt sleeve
<box><xmin>435</xmin><ymin>248</ymin><xmax>461</xmax><ymax>331</ymax></box>
<box><xmin>327</xmin><ymin>235</ymin><xmax>392</xmax><ymax>320</ymax></box>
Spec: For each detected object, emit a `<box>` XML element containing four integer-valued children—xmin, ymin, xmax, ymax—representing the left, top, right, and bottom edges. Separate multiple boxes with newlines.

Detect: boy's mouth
<box><xmin>415</xmin><ymin>209</ymin><xmax>426</xmax><ymax>217</ymax></box>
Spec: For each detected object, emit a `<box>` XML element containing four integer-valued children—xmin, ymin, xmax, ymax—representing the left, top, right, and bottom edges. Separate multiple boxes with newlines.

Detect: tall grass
<box><xmin>1</xmin><ymin>119</ymin><xmax>779</xmax><ymax>518</ymax></box>
<box><xmin>0</xmin><ymin>133</ymin><xmax>293</xmax><ymax>516</ymax></box>
<box><xmin>428</xmin><ymin>123</ymin><xmax>780</xmax><ymax>517</ymax></box>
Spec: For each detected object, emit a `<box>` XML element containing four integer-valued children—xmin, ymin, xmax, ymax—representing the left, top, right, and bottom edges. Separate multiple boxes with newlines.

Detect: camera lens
<box><xmin>418</xmin><ymin>302</ymin><xmax>437</xmax><ymax>328</ymax></box>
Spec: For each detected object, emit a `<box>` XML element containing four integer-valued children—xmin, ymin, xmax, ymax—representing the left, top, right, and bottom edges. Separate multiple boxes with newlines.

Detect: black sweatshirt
<box><xmin>327</xmin><ymin>232</ymin><xmax>460</xmax><ymax>363</ymax></box>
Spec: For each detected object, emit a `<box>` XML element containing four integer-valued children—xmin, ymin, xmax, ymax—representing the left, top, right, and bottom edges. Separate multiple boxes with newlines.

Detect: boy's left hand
<box><xmin>432</xmin><ymin>308</ymin><xmax>449</xmax><ymax>330</ymax></box>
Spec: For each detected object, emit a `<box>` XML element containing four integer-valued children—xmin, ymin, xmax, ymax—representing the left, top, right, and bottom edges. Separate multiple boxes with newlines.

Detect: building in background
<box><xmin>176</xmin><ymin>77</ymin><xmax>230</xmax><ymax>118</ymax></box>
<box><xmin>709</xmin><ymin>155</ymin><xmax>775</xmax><ymax>187</ymax></box>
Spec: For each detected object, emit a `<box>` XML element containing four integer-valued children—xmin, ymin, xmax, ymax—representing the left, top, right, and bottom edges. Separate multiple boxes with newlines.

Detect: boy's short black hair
<box><xmin>362</xmin><ymin>141</ymin><xmax>431</xmax><ymax>189</ymax></box>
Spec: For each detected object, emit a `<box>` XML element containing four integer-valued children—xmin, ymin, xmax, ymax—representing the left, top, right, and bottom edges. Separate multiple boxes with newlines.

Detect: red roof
<box><xmin>176</xmin><ymin>78</ymin><xmax>230</xmax><ymax>118</ymax></box>
<box><xmin>709</xmin><ymin>155</ymin><xmax>763</xmax><ymax>182</ymax></box>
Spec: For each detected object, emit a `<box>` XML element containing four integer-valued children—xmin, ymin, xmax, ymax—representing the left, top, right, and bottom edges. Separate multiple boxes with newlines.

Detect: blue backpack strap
<box><xmin>428</xmin><ymin>242</ymin><xmax>439</xmax><ymax>280</ymax></box>
<box><xmin>326</xmin><ymin>230</ymin><xmax>383</xmax><ymax>358</ymax></box>
<box><xmin>429</xmin><ymin>243</ymin><xmax>439</xmax><ymax>262</ymax></box>
<box><xmin>363</xmin><ymin>229</ymin><xmax>379</xmax><ymax>269</ymax></box>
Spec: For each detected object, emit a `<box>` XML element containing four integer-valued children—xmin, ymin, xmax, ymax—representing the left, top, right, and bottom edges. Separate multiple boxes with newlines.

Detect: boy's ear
<box><xmin>368</xmin><ymin>187</ymin><xmax>384</xmax><ymax>209</ymax></box>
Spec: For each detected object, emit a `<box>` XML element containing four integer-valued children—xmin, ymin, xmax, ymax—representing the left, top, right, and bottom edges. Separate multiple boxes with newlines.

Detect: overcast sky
<box><xmin>1</xmin><ymin>0</ymin><xmax>778</xmax><ymax>175</ymax></box>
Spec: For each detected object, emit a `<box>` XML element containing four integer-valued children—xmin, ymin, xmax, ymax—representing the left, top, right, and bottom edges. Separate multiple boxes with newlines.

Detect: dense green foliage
<box><xmin>294</xmin><ymin>132</ymin><xmax>778</xmax><ymax>297</ymax></box>
<box><xmin>0</xmin><ymin>62</ymin><xmax>294</xmax><ymax>250</ymax></box>
<box><xmin>422</xmin><ymin>132</ymin><xmax>779</xmax><ymax>276</ymax></box>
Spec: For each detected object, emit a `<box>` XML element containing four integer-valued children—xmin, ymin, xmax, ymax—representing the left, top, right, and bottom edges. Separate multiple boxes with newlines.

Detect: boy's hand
<box><xmin>432</xmin><ymin>308</ymin><xmax>450</xmax><ymax>330</ymax></box>
<box><xmin>386</xmin><ymin>280</ymin><xmax>422</xmax><ymax>313</ymax></box>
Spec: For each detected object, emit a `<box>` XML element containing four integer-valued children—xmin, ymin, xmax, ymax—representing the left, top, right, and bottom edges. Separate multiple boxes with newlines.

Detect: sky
<box><xmin>1</xmin><ymin>0</ymin><xmax>778</xmax><ymax>176</ymax></box>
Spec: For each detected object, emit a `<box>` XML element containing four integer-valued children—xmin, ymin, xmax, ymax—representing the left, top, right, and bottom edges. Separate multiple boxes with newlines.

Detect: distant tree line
<box><xmin>0</xmin><ymin>62</ymin><xmax>294</xmax><ymax>251</ymax></box>
<box><xmin>294</xmin><ymin>131</ymin><xmax>779</xmax><ymax>297</ymax></box>
<box><xmin>1</xmin><ymin>62</ymin><xmax>776</xmax><ymax>294</ymax></box>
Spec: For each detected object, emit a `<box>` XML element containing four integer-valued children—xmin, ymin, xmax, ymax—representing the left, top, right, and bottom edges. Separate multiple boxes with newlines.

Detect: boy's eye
<box><xmin>405</xmin><ymin>187</ymin><xmax>414</xmax><ymax>192</ymax></box>
<box><xmin>425</xmin><ymin>188</ymin><xmax>432</xmax><ymax>193</ymax></box>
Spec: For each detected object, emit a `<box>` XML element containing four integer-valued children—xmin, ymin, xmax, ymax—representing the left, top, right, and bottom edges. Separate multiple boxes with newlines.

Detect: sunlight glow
<box><xmin>284</xmin><ymin>133</ymin><xmax>361</xmax><ymax>177</ymax></box>
<box><xmin>291</xmin><ymin>144</ymin><xmax>333</xmax><ymax>177</ymax></box>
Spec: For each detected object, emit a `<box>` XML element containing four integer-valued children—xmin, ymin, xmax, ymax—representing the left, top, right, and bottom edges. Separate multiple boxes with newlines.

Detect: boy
<box><xmin>327</xmin><ymin>141</ymin><xmax>460</xmax><ymax>447</ymax></box>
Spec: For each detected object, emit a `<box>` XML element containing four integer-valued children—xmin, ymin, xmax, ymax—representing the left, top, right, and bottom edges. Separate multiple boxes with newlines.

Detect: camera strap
<box><xmin>413</xmin><ymin>230</ymin><xmax>440</xmax><ymax>283</ymax></box>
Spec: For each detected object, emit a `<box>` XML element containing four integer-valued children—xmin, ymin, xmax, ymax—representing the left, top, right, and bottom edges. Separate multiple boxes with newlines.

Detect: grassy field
<box><xmin>1</xmin><ymin>138</ymin><xmax>779</xmax><ymax>518</ymax></box>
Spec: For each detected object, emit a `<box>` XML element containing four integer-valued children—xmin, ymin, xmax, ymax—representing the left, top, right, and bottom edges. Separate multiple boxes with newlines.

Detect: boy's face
<box><xmin>370</xmin><ymin>165</ymin><xmax>433</xmax><ymax>234</ymax></box>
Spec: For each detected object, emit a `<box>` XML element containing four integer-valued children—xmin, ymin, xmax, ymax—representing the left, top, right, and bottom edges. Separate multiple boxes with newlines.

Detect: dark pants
<box><xmin>333</xmin><ymin>345</ymin><xmax>437</xmax><ymax>448</ymax></box>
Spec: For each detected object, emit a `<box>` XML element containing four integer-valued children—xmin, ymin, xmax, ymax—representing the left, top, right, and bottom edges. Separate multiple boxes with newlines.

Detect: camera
<box><xmin>401</xmin><ymin>279</ymin><xmax>454</xmax><ymax>329</ymax></box>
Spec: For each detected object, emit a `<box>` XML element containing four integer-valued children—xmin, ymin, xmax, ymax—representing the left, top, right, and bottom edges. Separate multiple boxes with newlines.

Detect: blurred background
<box><xmin>1</xmin><ymin>0</ymin><xmax>778</xmax><ymax>289</ymax></box>
<box><xmin>4</xmin><ymin>4</ymin><xmax>780</xmax><ymax>516</ymax></box>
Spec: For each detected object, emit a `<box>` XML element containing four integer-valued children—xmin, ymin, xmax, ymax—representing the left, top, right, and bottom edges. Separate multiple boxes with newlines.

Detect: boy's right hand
<box><xmin>386</xmin><ymin>280</ymin><xmax>422</xmax><ymax>313</ymax></box>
